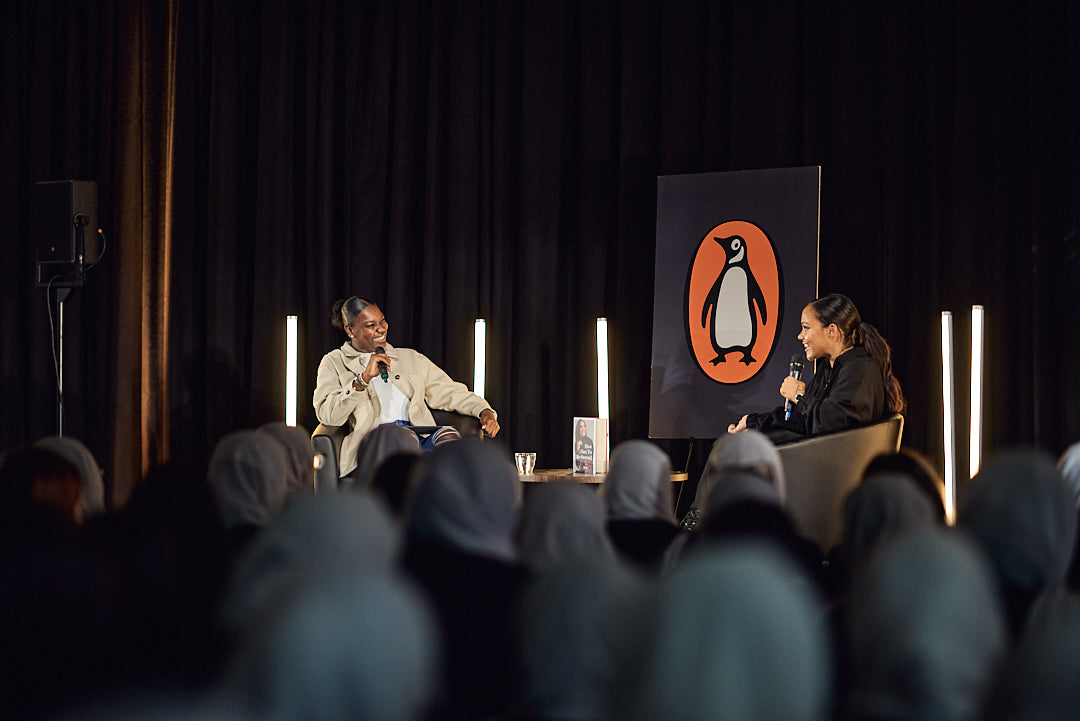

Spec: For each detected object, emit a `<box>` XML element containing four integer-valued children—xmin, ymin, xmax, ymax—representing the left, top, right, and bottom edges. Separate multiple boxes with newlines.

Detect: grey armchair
<box><xmin>776</xmin><ymin>413</ymin><xmax>905</xmax><ymax>552</ymax></box>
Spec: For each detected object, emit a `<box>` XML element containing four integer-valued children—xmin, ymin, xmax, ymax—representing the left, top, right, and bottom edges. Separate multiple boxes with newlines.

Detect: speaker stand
<box><xmin>52</xmin><ymin>286</ymin><xmax>74</xmax><ymax>437</ymax></box>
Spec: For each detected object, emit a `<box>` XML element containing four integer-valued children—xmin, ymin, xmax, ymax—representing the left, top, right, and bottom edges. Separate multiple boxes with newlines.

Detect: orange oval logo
<box><xmin>685</xmin><ymin>220</ymin><xmax>782</xmax><ymax>384</ymax></box>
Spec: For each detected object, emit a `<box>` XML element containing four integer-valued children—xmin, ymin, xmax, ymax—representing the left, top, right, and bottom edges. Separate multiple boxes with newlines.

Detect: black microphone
<box><xmin>375</xmin><ymin>346</ymin><xmax>389</xmax><ymax>382</ymax></box>
<box><xmin>784</xmin><ymin>354</ymin><xmax>805</xmax><ymax>421</ymax></box>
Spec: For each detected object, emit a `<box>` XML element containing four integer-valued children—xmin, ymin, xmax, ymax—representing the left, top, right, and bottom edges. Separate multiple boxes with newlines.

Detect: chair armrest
<box><xmin>312</xmin><ymin>423</ymin><xmax>348</xmax><ymax>492</ymax></box>
<box><xmin>430</xmin><ymin>409</ymin><xmax>484</xmax><ymax>439</ymax></box>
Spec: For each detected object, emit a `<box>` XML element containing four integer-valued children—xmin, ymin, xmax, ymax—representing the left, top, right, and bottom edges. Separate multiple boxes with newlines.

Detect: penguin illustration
<box><xmin>700</xmin><ymin>235</ymin><xmax>767</xmax><ymax>365</ymax></box>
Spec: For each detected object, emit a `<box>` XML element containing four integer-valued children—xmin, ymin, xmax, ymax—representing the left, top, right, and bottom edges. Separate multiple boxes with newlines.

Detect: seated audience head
<box><xmin>956</xmin><ymin>449</ymin><xmax>1076</xmax><ymax>637</ymax></box>
<box><xmin>206</xmin><ymin>429</ymin><xmax>291</xmax><ymax>533</ymax></box>
<box><xmin>808</xmin><ymin>293</ymin><xmax>905</xmax><ymax>414</ymax></box>
<box><xmin>33</xmin><ymin>435</ymin><xmax>106</xmax><ymax>519</ymax></box>
<box><xmin>257</xmin><ymin>422</ymin><xmax>316</xmax><ymax>496</ymax></box>
<box><xmin>369</xmin><ymin>452</ymin><xmax>423</xmax><ymax>516</ymax></box>
<box><xmin>517</xmin><ymin>481</ymin><xmax>616</xmax><ymax>574</ymax></box>
<box><xmin>612</xmin><ymin>543</ymin><xmax>831</xmax><ymax>721</ymax></box>
<box><xmin>845</xmin><ymin>529</ymin><xmax>1007</xmax><ymax>721</ymax></box>
<box><xmin>982</xmin><ymin>597</ymin><xmax>1080</xmax><ymax>721</ymax></box>
<box><xmin>861</xmin><ymin>447</ymin><xmax>947</xmax><ymax>521</ymax></box>
<box><xmin>1057</xmin><ymin>441</ymin><xmax>1080</xmax><ymax>510</ymax></box>
<box><xmin>843</xmin><ymin>471</ymin><xmax>940</xmax><ymax>574</ymax></box>
<box><xmin>404</xmin><ymin>439</ymin><xmax>521</xmax><ymax>562</ymax></box>
<box><xmin>0</xmin><ymin>446</ymin><xmax>83</xmax><ymax>537</ymax></box>
<box><xmin>694</xmin><ymin>430</ymin><xmax>786</xmax><ymax>509</ymax></box>
<box><xmin>224</xmin><ymin>572</ymin><xmax>440</xmax><ymax>721</ymax></box>
<box><xmin>516</xmin><ymin>557</ymin><xmax>649</xmax><ymax>721</ymax></box>
<box><xmin>603</xmin><ymin>440</ymin><xmax>675</xmax><ymax>524</ymax></box>
<box><xmin>220</xmin><ymin>489</ymin><xmax>401</xmax><ymax>637</ymax></box>
<box><xmin>352</xmin><ymin>423</ymin><xmax>422</xmax><ymax>488</ymax></box>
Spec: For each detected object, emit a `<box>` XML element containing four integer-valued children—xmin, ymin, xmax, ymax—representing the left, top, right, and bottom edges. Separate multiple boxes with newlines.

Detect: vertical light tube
<box><xmin>286</xmin><ymin>315</ymin><xmax>298</xmax><ymax>426</ymax></box>
<box><xmin>969</xmin><ymin>305</ymin><xmax>984</xmax><ymax>480</ymax></box>
<box><xmin>474</xmin><ymin>319</ymin><xmax>486</xmax><ymax>398</ymax></box>
<box><xmin>597</xmin><ymin>317</ymin><xmax>609</xmax><ymax>419</ymax></box>
<box><xmin>941</xmin><ymin>311</ymin><xmax>956</xmax><ymax>524</ymax></box>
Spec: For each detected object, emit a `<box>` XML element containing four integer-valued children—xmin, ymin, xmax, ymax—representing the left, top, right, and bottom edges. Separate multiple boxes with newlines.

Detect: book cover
<box><xmin>573</xmin><ymin>417</ymin><xmax>609</xmax><ymax>474</ymax></box>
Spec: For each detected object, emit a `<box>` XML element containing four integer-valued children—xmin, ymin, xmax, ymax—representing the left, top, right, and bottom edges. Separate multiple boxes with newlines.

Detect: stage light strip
<box><xmin>474</xmin><ymin>319</ymin><xmax>486</xmax><ymax>398</ymax></box>
<box><xmin>597</xmin><ymin>317</ymin><xmax>609</xmax><ymax>420</ymax></box>
<box><xmin>941</xmin><ymin>311</ymin><xmax>956</xmax><ymax>524</ymax></box>
<box><xmin>286</xmin><ymin>315</ymin><xmax>298</xmax><ymax>426</ymax></box>
<box><xmin>969</xmin><ymin>305</ymin><xmax>984</xmax><ymax>480</ymax></box>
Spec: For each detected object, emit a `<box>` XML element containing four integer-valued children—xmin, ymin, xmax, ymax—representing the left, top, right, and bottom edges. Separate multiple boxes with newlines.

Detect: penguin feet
<box><xmin>709</xmin><ymin>355</ymin><xmax>726</xmax><ymax>365</ymax></box>
<box><xmin>739</xmin><ymin>352</ymin><xmax>756</xmax><ymax>365</ymax></box>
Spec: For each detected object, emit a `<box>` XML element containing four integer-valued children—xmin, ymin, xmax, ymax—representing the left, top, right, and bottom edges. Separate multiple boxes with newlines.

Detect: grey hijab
<box><xmin>517</xmin><ymin>481</ymin><xmax>617</xmax><ymax>574</ymax></box>
<box><xmin>207</xmin><ymin>430</ymin><xmax>291</xmax><ymax>530</ymax></box>
<box><xmin>845</xmin><ymin>529</ymin><xmax>1008</xmax><ymax>721</ymax></box>
<box><xmin>613</xmin><ymin>543</ymin><xmax>830</xmax><ymax>721</ymax></box>
<box><xmin>843</xmin><ymin>471</ymin><xmax>939</xmax><ymax>573</ymax></box>
<box><xmin>33</xmin><ymin>435</ymin><xmax>105</xmax><ymax>518</ymax></box>
<box><xmin>1057</xmin><ymin>441</ymin><xmax>1080</xmax><ymax>509</ymax></box>
<box><xmin>958</xmin><ymin>450</ymin><xmax>1077</xmax><ymax>593</ymax></box>
<box><xmin>352</xmin><ymin>423</ymin><xmax>421</xmax><ymax>487</ymax></box>
<box><xmin>225</xmin><ymin>572</ymin><xmax>440</xmax><ymax>721</ymax></box>
<box><xmin>219</xmin><ymin>489</ymin><xmax>401</xmax><ymax>635</ymax></box>
<box><xmin>516</xmin><ymin>558</ymin><xmax>648</xmax><ymax>721</ymax></box>
<box><xmin>603</xmin><ymin>440</ymin><xmax>676</xmax><ymax>523</ymax></box>
<box><xmin>693</xmin><ymin>430</ymin><xmax>786</xmax><ymax>508</ymax></box>
<box><xmin>405</xmin><ymin>439</ymin><xmax>521</xmax><ymax>561</ymax></box>
<box><xmin>257</xmin><ymin>422</ymin><xmax>316</xmax><ymax>495</ymax></box>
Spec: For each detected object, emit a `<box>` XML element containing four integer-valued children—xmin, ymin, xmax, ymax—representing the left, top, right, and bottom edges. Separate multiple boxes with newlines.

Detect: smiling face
<box><xmin>346</xmin><ymin>304</ymin><xmax>388</xmax><ymax>353</ymax></box>
<box><xmin>797</xmin><ymin>304</ymin><xmax>840</xmax><ymax>363</ymax></box>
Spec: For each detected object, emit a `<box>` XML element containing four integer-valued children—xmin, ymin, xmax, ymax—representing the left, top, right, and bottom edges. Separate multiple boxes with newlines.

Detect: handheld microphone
<box><xmin>375</xmin><ymin>346</ymin><xmax>389</xmax><ymax>382</ymax></box>
<box><xmin>784</xmin><ymin>354</ymin><xmax>805</xmax><ymax>421</ymax></box>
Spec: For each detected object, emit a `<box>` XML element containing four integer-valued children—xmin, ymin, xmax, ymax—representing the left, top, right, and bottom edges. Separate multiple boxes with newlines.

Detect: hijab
<box><xmin>693</xmin><ymin>430</ymin><xmax>786</xmax><ymax>509</ymax></box>
<box><xmin>516</xmin><ymin>558</ymin><xmax>648</xmax><ymax>721</ymax></box>
<box><xmin>603</xmin><ymin>440</ymin><xmax>676</xmax><ymax>524</ymax></box>
<box><xmin>257</xmin><ymin>422</ymin><xmax>316</xmax><ymax>495</ymax></box>
<box><xmin>517</xmin><ymin>481</ymin><xmax>616</xmax><ymax>574</ymax></box>
<box><xmin>842</xmin><ymin>471</ymin><xmax>939</xmax><ymax>573</ymax></box>
<box><xmin>33</xmin><ymin>435</ymin><xmax>106</xmax><ymax>518</ymax></box>
<box><xmin>219</xmin><ymin>489</ymin><xmax>401</xmax><ymax>635</ymax></box>
<box><xmin>225</xmin><ymin>572</ymin><xmax>440</xmax><ymax>721</ymax></box>
<box><xmin>845</xmin><ymin>529</ymin><xmax>1007</xmax><ymax>721</ymax></box>
<box><xmin>206</xmin><ymin>430</ymin><xmax>291</xmax><ymax>530</ymax></box>
<box><xmin>958</xmin><ymin>450</ymin><xmax>1076</xmax><ymax>595</ymax></box>
<box><xmin>613</xmin><ymin>543</ymin><xmax>831</xmax><ymax>721</ymax></box>
<box><xmin>352</xmin><ymin>423</ymin><xmax>422</xmax><ymax>487</ymax></box>
<box><xmin>404</xmin><ymin>439</ymin><xmax>521</xmax><ymax>562</ymax></box>
<box><xmin>1057</xmin><ymin>441</ymin><xmax>1080</xmax><ymax>509</ymax></box>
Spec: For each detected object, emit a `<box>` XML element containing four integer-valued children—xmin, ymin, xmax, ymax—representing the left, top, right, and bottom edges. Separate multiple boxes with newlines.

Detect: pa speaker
<box><xmin>34</xmin><ymin>180</ymin><xmax>100</xmax><ymax>287</ymax></box>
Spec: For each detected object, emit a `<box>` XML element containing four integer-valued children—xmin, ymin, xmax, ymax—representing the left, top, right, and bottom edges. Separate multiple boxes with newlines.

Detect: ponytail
<box><xmin>858</xmin><ymin>321</ymin><xmax>906</xmax><ymax>414</ymax></box>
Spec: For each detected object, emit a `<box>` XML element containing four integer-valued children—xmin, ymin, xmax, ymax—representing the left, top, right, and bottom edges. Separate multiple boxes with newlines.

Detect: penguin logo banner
<box><xmin>686</xmin><ymin>220</ymin><xmax>782</xmax><ymax>384</ymax></box>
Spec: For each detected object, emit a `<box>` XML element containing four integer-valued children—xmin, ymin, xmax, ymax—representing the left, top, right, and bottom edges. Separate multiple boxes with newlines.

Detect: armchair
<box><xmin>776</xmin><ymin>413</ymin><xmax>905</xmax><ymax>552</ymax></box>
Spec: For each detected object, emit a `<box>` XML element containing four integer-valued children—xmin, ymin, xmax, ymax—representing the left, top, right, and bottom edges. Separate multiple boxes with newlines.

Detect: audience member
<box><xmin>33</xmin><ymin>435</ymin><xmax>107</xmax><ymax>519</ymax></box>
<box><xmin>602</xmin><ymin>440</ymin><xmax>680</xmax><ymax>572</ymax></box>
<box><xmin>956</xmin><ymin>449</ymin><xmax>1076</xmax><ymax>638</ymax></box>
<box><xmin>206</xmin><ymin>430</ymin><xmax>291</xmax><ymax>549</ymax></box>
<box><xmin>351</xmin><ymin>422</ymin><xmax>422</xmax><ymax>489</ymax></box>
<box><xmin>514</xmin><ymin>558</ymin><xmax>648</xmax><ymax>721</ymax></box>
<box><xmin>517</xmin><ymin>481</ymin><xmax>616</xmax><ymax>575</ymax></box>
<box><xmin>219</xmin><ymin>489</ymin><xmax>401</xmax><ymax>638</ymax></box>
<box><xmin>370</xmin><ymin>452</ymin><xmax>423</xmax><ymax>516</ymax></box>
<box><xmin>861</xmin><ymin>447</ymin><xmax>947</xmax><ymax>522</ymax></box>
<box><xmin>611</xmin><ymin>542</ymin><xmax>832</xmax><ymax>721</ymax></box>
<box><xmin>681</xmin><ymin>429</ymin><xmax>786</xmax><ymax>531</ymax></box>
<box><xmin>1057</xmin><ymin>442</ymin><xmax>1080</xmax><ymax>591</ymax></box>
<box><xmin>257</xmin><ymin>421</ymin><xmax>317</xmax><ymax>496</ymax></box>
<box><xmin>223</xmin><ymin>572</ymin><xmax>440</xmax><ymax>721</ymax></box>
<box><xmin>402</xmin><ymin>439</ymin><xmax>527</xmax><ymax>721</ymax></box>
<box><xmin>843</xmin><ymin>530</ymin><xmax>1007</xmax><ymax>721</ymax></box>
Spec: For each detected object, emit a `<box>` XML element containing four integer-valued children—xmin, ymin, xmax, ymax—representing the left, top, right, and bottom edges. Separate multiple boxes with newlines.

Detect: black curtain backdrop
<box><xmin>2</xmin><ymin>0</ymin><xmax>1078</xmax><ymax>505</ymax></box>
